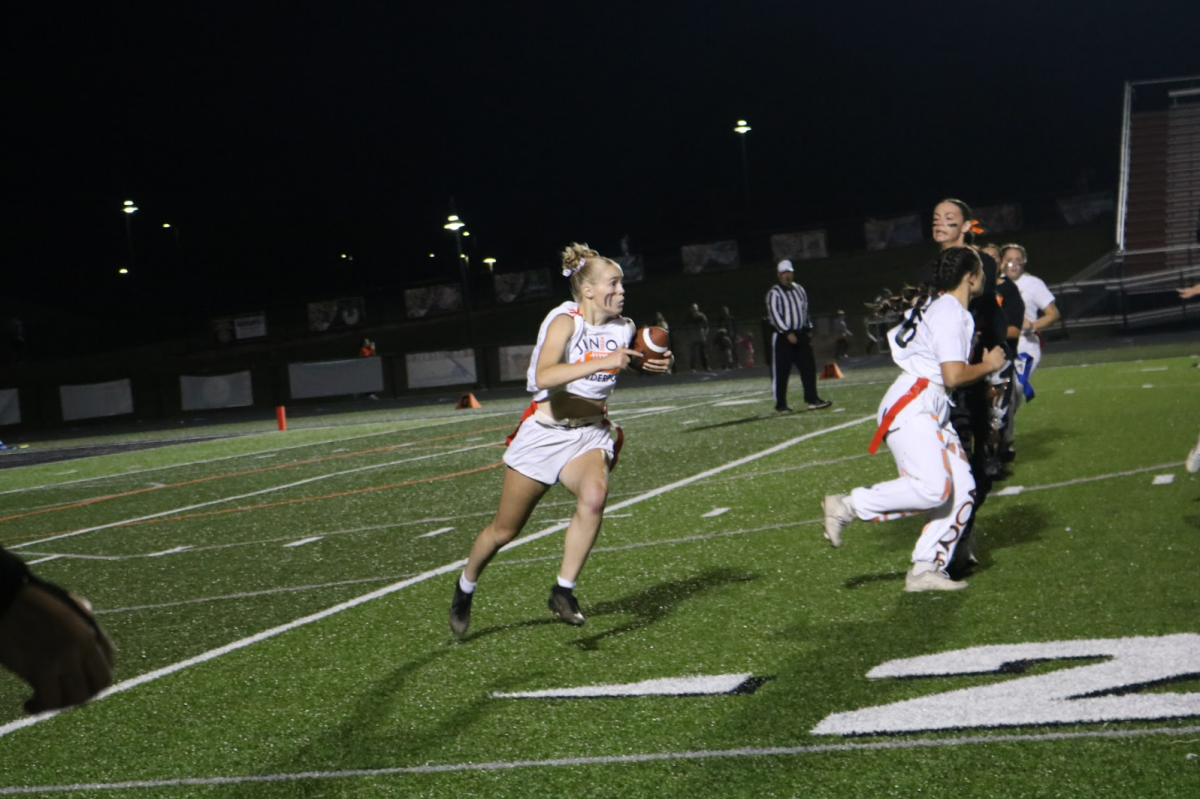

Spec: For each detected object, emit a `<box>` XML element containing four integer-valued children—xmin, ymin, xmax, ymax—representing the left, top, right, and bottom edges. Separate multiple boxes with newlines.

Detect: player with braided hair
<box><xmin>821</xmin><ymin>247</ymin><xmax>1007</xmax><ymax>591</ymax></box>
<box><xmin>448</xmin><ymin>243</ymin><xmax>672</xmax><ymax>636</ymax></box>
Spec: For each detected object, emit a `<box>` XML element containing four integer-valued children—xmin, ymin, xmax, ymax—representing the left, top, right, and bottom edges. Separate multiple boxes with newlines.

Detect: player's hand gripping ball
<box><xmin>630</xmin><ymin>326</ymin><xmax>671</xmax><ymax>373</ymax></box>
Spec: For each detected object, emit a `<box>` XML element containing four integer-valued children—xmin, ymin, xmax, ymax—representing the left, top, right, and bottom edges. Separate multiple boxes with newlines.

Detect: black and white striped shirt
<box><xmin>766</xmin><ymin>283</ymin><xmax>811</xmax><ymax>333</ymax></box>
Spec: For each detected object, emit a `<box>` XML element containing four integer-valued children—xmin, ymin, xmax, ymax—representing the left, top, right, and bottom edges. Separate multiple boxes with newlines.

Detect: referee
<box><xmin>766</xmin><ymin>260</ymin><xmax>831</xmax><ymax>412</ymax></box>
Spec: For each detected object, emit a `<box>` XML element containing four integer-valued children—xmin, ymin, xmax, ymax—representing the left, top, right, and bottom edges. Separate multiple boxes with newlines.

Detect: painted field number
<box><xmin>814</xmin><ymin>634</ymin><xmax>1200</xmax><ymax>735</ymax></box>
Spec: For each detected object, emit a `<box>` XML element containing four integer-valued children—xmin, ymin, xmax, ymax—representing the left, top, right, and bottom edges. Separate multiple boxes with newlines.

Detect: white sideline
<box><xmin>0</xmin><ymin>724</ymin><xmax>1196</xmax><ymax>793</ymax></box>
<box><xmin>8</xmin><ymin>443</ymin><xmax>500</xmax><ymax>550</ymax></box>
<box><xmin>0</xmin><ymin>415</ymin><xmax>872</xmax><ymax>740</ymax></box>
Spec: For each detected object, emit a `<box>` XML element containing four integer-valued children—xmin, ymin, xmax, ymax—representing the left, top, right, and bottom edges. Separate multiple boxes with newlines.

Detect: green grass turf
<box><xmin>0</xmin><ymin>340</ymin><xmax>1198</xmax><ymax>797</ymax></box>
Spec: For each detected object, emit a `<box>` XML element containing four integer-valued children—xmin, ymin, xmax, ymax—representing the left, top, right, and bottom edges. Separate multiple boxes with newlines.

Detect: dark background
<box><xmin>4</xmin><ymin>1</ymin><xmax>1198</xmax><ymax>316</ymax></box>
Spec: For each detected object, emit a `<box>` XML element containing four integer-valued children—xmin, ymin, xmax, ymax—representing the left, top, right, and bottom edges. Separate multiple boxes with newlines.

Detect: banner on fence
<box><xmin>405</xmin><ymin>284</ymin><xmax>464</xmax><ymax>319</ymax></box>
<box><xmin>212</xmin><ymin>313</ymin><xmax>268</xmax><ymax>344</ymax></box>
<box><xmin>60</xmin><ymin>379</ymin><xmax>133</xmax><ymax>421</ymax></box>
<box><xmin>181</xmin><ymin>371</ymin><xmax>254</xmax><ymax>411</ymax></box>
<box><xmin>974</xmin><ymin>203</ymin><xmax>1023</xmax><ymax>235</ymax></box>
<box><xmin>289</xmin><ymin>358</ymin><xmax>383</xmax><ymax>400</ymax></box>
<box><xmin>494</xmin><ymin>269</ymin><xmax>552</xmax><ymax>304</ymax></box>
<box><xmin>307</xmin><ymin>297</ymin><xmax>365</xmax><ymax>332</ymax></box>
<box><xmin>864</xmin><ymin>214</ymin><xmax>923</xmax><ymax>250</ymax></box>
<box><xmin>681</xmin><ymin>240</ymin><xmax>739</xmax><ymax>274</ymax></box>
<box><xmin>770</xmin><ymin>230</ymin><xmax>829</xmax><ymax>263</ymax></box>
<box><xmin>406</xmin><ymin>349</ymin><xmax>477</xmax><ymax>389</ymax></box>
<box><xmin>0</xmin><ymin>388</ymin><xmax>19</xmax><ymax>426</ymax></box>
<box><xmin>498</xmin><ymin>344</ymin><xmax>533</xmax><ymax>382</ymax></box>
<box><xmin>615</xmin><ymin>254</ymin><xmax>645</xmax><ymax>283</ymax></box>
<box><xmin>1057</xmin><ymin>191</ymin><xmax>1115</xmax><ymax>225</ymax></box>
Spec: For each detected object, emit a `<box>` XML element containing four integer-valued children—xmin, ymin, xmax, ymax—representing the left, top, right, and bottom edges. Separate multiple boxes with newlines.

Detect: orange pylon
<box><xmin>819</xmin><ymin>362</ymin><xmax>845</xmax><ymax>380</ymax></box>
<box><xmin>456</xmin><ymin>392</ymin><xmax>482</xmax><ymax>409</ymax></box>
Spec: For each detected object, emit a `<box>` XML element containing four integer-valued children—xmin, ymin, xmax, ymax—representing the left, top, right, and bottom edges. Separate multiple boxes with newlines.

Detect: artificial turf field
<box><xmin>0</xmin><ymin>340</ymin><xmax>1198</xmax><ymax>797</ymax></box>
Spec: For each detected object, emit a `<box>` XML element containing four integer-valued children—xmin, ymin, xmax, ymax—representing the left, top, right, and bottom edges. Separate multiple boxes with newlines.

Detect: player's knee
<box><xmin>574</xmin><ymin>481</ymin><xmax>608</xmax><ymax>517</ymax></box>
<box><xmin>485</xmin><ymin>521</ymin><xmax>520</xmax><ymax>546</ymax></box>
<box><xmin>910</xmin><ymin>477</ymin><xmax>946</xmax><ymax>507</ymax></box>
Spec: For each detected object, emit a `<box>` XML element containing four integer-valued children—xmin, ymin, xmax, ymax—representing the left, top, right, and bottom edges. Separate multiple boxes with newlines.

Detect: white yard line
<box><xmin>1</xmin><ymin>724</ymin><xmax>1195</xmax><ymax>793</ymax></box>
<box><xmin>8</xmin><ymin>443</ymin><xmax>501</xmax><ymax>551</ymax></box>
<box><xmin>0</xmin><ymin>415</ymin><xmax>873</xmax><ymax>740</ymax></box>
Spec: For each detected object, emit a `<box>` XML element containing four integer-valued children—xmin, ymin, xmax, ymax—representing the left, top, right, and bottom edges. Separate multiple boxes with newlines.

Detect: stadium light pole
<box><xmin>734</xmin><ymin>120</ymin><xmax>751</xmax><ymax>214</ymax></box>
<box><xmin>443</xmin><ymin>213</ymin><xmax>475</xmax><ymax>349</ymax></box>
<box><xmin>122</xmin><ymin>199</ymin><xmax>138</xmax><ymax>268</ymax></box>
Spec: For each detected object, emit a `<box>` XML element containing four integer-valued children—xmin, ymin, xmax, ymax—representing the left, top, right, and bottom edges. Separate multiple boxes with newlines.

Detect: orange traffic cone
<box><xmin>819</xmin><ymin>362</ymin><xmax>845</xmax><ymax>380</ymax></box>
<box><xmin>456</xmin><ymin>392</ymin><xmax>482</xmax><ymax>409</ymax></box>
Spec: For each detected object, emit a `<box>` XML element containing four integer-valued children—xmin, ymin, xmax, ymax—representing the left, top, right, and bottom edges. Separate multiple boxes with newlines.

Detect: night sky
<box><xmin>6</xmin><ymin>1</ymin><xmax>1199</xmax><ymax>314</ymax></box>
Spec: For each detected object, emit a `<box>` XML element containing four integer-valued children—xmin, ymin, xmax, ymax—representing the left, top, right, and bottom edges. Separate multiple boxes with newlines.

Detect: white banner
<box><xmin>499</xmin><ymin>345</ymin><xmax>534</xmax><ymax>383</ymax></box>
<box><xmin>770</xmin><ymin>230</ymin><xmax>829</xmax><ymax>262</ymax></box>
<box><xmin>288</xmin><ymin>357</ymin><xmax>384</xmax><ymax>400</ymax></box>
<box><xmin>406</xmin><ymin>349</ymin><xmax>477</xmax><ymax>389</ymax></box>
<box><xmin>60</xmin><ymin>379</ymin><xmax>133</xmax><ymax>422</ymax></box>
<box><xmin>180</xmin><ymin>372</ymin><xmax>254</xmax><ymax>411</ymax></box>
<box><xmin>0</xmin><ymin>388</ymin><xmax>19</xmax><ymax>426</ymax></box>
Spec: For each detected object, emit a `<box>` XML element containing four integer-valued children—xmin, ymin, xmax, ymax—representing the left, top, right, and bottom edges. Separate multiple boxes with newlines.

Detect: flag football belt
<box><xmin>505</xmin><ymin>401</ymin><xmax>624</xmax><ymax>471</ymax></box>
<box><xmin>867</xmin><ymin>377</ymin><xmax>931</xmax><ymax>455</ymax></box>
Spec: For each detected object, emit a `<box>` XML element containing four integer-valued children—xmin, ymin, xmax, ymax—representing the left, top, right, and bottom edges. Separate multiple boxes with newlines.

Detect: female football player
<box><xmin>449</xmin><ymin>243</ymin><xmax>671</xmax><ymax>636</ymax></box>
<box><xmin>821</xmin><ymin>247</ymin><xmax>1007</xmax><ymax>591</ymax></box>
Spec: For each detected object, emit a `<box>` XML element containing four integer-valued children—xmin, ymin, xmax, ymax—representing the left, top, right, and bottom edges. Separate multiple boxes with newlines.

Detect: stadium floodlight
<box><xmin>734</xmin><ymin>119</ymin><xmax>751</xmax><ymax>134</ymax></box>
<box><xmin>483</xmin><ymin>257</ymin><xmax>497</xmax><ymax>271</ymax></box>
<box><xmin>444</xmin><ymin>214</ymin><xmax>465</xmax><ymax>231</ymax></box>
<box><xmin>122</xmin><ymin>200</ymin><xmax>138</xmax><ymax>214</ymax></box>
<box><xmin>118</xmin><ymin>268</ymin><xmax>129</xmax><ymax>274</ymax></box>
<box><xmin>162</xmin><ymin>223</ymin><xmax>171</xmax><ymax>228</ymax></box>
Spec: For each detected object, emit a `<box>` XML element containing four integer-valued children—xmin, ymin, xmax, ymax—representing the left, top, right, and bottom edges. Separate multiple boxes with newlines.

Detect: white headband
<box><xmin>562</xmin><ymin>256</ymin><xmax>587</xmax><ymax>278</ymax></box>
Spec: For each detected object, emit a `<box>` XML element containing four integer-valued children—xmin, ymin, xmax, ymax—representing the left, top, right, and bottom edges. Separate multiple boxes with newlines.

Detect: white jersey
<box><xmin>1014</xmin><ymin>274</ymin><xmax>1055</xmax><ymax>345</ymax></box>
<box><xmin>886</xmin><ymin>293</ymin><xmax>974</xmax><ymax>386</ymax></box>
<box><xmin>526</xmin><ymin>301</ymin><xmax>634</xmax><ymax>402</ymax></box>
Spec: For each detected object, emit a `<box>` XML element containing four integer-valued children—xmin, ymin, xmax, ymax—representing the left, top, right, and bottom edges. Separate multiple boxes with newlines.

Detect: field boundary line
<box><xmin>1</xmin><ymin>723</ymin><xmax>1196</xmax><ymax>793</ymax></box>
<box><xmin>6</xmin><ymin>444</ymin><xmax>501</xmax><ymax>550</ymax></box>
<box><xmin>0</xmin><ymin>415</ymin><xmax>871</xmax><ymax>740</ymax></box>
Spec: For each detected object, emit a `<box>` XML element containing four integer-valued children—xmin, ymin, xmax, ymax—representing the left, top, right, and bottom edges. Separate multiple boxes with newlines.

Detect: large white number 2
<box><xmin>813</xmin><ymin>634</ymin><xmax>1200</xmax><ymax>736</ymax></box>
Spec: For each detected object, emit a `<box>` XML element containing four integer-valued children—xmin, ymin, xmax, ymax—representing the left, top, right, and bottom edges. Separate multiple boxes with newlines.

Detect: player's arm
<box><xmin>1028</xmin><ymin>300</ymin><xmax>1060</xmax><ymax>331</ymax></box>
<box><xmin>533</xmin><ymin>315</ymin><xmax>641</xmax><ymax>390</ymax></box>
<box><xmin>1177</xmin><ymin>283</ymin><xmax>1200</xmax><ymax>299</ymax></box>
<box><xmin>941</xmin><ymin>347</ymin><xmax>1007</xmax><ymax>388</ymax></box>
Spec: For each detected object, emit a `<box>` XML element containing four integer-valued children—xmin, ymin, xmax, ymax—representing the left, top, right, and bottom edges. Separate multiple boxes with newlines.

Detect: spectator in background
<box><xmin>687</xmin><ymin>303</ymin><xmax>710</xmax><ymax>372</ymax></box>
<box><xmin>0</xmin><ymin>546</ymin><xmax>115</xmax><ymax>713</ymax></box>
<box><xmin>714</xmin><ymin>325</ymin><xmax>735</xmax><ymax>370</ymax></box>
<box><xmin>358</xmin><ymin>338</ymin><xmax>379</xmax><ymax>400</ymax></box>
<box><xmin>717</xmin><ymin>305</ymin><xmax>740</xmax><ymax>367</ymax></box>
<box><xmin>833</xmin><ymin>310</ymin><xmax>853</xmax><ymax>360</ymax></box>
<box><xmin>766</xmin><ymin>260</ymin><xmax>831</xmax><ymax>412</ymax></box>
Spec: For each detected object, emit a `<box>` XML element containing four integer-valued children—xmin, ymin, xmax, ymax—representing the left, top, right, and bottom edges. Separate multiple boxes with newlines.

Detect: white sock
<box><xmin>556</xmin><ymin>576</ymin><xmax>576</xmax><ymax>590</ymax></box>
<box><xmin>459</xmin><ymin>573</ymin><xmax>477</xmax><ymax>594</ymax></box>
<box><xmin>910</xmin><ymin>561</ymin><xmax>937</xmax><ymax>576</ymax></box>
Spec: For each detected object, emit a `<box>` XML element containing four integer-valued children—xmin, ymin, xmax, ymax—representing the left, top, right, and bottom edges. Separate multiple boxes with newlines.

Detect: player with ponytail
<box><xmin>448</xmin><ymin>243</ymin><xmax>671</xmax><ymax>636</ymax></box>
<box><xmin>820</xmin><ymin>246</ymin><xmax>1007</xmax><ymax>591</ymax></box>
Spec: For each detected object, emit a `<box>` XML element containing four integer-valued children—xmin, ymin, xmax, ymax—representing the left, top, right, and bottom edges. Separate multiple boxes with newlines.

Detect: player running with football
<box><xmin>449</xmin><ymin>243</ymin><xmax>672</xmax><ymax>636</ymax></box>
<box><xmin>821</xmin><ymin>246</ymin><xmax>1007</xmax><ymax>591</ymax></box>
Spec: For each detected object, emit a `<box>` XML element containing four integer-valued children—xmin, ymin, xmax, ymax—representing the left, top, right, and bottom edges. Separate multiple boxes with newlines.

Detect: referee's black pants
<box><xmin>771</xmin><ymin>330</ymin><xmax>820</xmax><ymax>409</ymax></box>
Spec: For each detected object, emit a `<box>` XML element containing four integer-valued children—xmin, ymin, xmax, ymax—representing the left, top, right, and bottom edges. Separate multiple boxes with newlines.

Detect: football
<box><xmin>631</xmin><ymin>326</ymin><xmax>670</xmax><ymax>371</ymax></box>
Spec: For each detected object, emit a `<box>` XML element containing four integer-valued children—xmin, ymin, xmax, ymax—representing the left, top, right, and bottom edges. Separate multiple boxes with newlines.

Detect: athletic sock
<box><xmin>556</xmin><ymin>576</ymin><xmax>576</xmax><ymax>590</ymax></box>
<box><xmin>459</xmin><ymin>573</ymin><xmax>477</xmax><ymax>594</ymax></box>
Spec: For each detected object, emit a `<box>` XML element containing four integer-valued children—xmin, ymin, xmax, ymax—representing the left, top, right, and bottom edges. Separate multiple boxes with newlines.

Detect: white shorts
<box><xmin>503</xmin><ymin>413</ymin><xmax>615</xmax><ymax>485</ymax></box>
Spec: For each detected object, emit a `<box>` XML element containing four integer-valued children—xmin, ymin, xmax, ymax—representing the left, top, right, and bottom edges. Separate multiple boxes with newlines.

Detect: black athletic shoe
<box><xmin>449</xmin><ymin>583</ymin><xmax>473</xmax><ymax>637</ymax></box>
<box><xmin>547</xmin><ymin>585</ymin><xmax>585</xmax><ymax>626</ymax></box>
<box><xmin>807</xmin><ymin>399</ymin><xmax>833</xmax><ymax>410</ymax></box>
<box><xmin>775</xmin><ymin>406</ymin><xmax>794</xmax><ymax>413</ymax></box>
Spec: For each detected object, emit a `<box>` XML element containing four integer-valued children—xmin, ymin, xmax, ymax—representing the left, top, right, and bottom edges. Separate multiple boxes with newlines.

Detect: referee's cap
<box><xmin>777</xmin><ymin>260</ymin><xmax>794</xmax><ymax>273</ymax></box>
